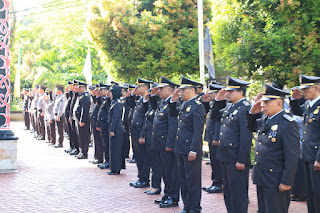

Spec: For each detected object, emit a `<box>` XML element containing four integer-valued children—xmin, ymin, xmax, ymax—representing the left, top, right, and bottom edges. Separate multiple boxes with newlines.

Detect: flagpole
<box><xmin>197</xmin><ymin>0</ymin><xmax>205</xmax><ymax>84</ymax></box>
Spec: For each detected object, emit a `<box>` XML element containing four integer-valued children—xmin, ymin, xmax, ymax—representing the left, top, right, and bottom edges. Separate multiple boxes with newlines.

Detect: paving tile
<box><xmin>0</xmin><ymin>121</ymin><xmax>307</xmax><ymax>213</ymax></box>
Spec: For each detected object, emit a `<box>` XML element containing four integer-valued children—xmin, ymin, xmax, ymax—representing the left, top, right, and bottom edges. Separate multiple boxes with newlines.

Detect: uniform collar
<box><xmin>309</xmin><ymin>94</ymin><xmax>320</xmax><ymax>108</ymax></box>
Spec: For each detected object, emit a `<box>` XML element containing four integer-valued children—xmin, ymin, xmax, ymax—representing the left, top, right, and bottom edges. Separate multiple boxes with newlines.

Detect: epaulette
<box><xmin>283</xmin><ymin>114</ymin><xmax>295</xmax><ymax>122</ymax></box>
<box><xmin>195</xmin><ymin>100</ymin><xmax>201</xmax><ymax>105</ymax></box>
<box><xmin>197</xmin><ymin>96</ymin><xmax>202</xmax><ymax>101</ymax></box>
<box><xmin>284</xmin><ymin>109</ymin><xmax>291</xmax><ymax>114</ymax></box>
<box><xmin>242</xmin><ymin>100</ymin><xmax>250</xmax><ymax>107</ymax></box>
<box><xmin>117</xmin><ymin>99</ymin><xmax>122</xmax><ymax>103</ymax></box>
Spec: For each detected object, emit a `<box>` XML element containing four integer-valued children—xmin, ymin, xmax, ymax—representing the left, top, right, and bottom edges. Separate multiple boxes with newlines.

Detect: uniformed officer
<box><xmin>212</xmin><ymin>76</ymin><xmax>252</xmax><ymax>213</ymax></box>
<box><xmin>21</xmin><ymin>88</ymin><xmax>30</xmax><ymax>130</ymax></box>
<box><xmin>68</xmin><ymin>80</ymin><xmax>80</xmax><ymax>156</ymax></box>
<box><xmin>44</xmin><ymin>89</ymin><xmax>56</xmax><ymax>146</ymax></box>
<box><xmin>130</xmin><ymin>78</ymin><xmax>152</xmax><ymax>188</ymax></box>
<box><xmin>169</xmin><ymin>77</ymin><xmax>206</xmax><ymax>213</ymax></box>
<box><xmin>73</xmin><ymin>81</ymin><xmax>91</xmax><ymax>159</ymax></box>
<box><xmin>290</xmin><ymin>75</ymin><xmax>320</xmax><ymax>213</ymax></box>
<box><xmin>150</xmin><ymin>77</ymin><xmax>180</xmax><ymax>206</ymax></box>
<box><xmin>121</xmin><ymin>84</ymin><xmax>131</xmax><ymax>159</ymax></box>
<box><xmin>96</xmin><ymin>83</ymin><xmax>112</xmax><ymax>169</ymax></box>
<box><xmin>138</xmin><ymin>82</ymin><xmax>162</xmax><ymax>195</ymax></box>
<box><xmin>37</xmin><ymin>85</ymin><xmax>47</xmax><ymax>140</ymax></box>
<box><xmin>108</xmin><ymin>85</ymin><xmax>126</xmax><ymax>175</ymax></box>
<box><xmin>248</xmin><ymin>84</ymin><xmax>300</xmax><ymax>213</ymax></box>
<box><xmin>53</xmin><ymin>85</ymin><xmax>66</xmax><ymax>148</ymax></box>
<box><xmin>127</xmin><ymin>84</ymin><xmax>138</xmax><ymax>163</ymax></box>
<box><xmin>202</xmin><ymin>83</ymin><xmax>225</xmax><ymax>194</ymax></box>
<box><xmin>90</xmin><ymin>84</ymin><xmax>104</xmax><ymax>164</ymax></box>
<box><xmin>64</xmin><ymin>81</ymin><xmax>74</xmax><ymax>153</ymax></box>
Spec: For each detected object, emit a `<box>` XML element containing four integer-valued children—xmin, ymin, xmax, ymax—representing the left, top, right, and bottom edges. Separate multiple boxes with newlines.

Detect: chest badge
<box><xmin>271</xmin><ymin>124</ymin><xmax>278</xmax><ymax>131</ymax></box>
<box><xmin>150</xmin><ymin>111</ymin><xmax>153</xmax><ymax>115</ymax></box>
<box><xmin>233</xmin><ymin>110</ymin><xmax>238</xmax><ymax>115</ymax></box>
<box><xmin>186</xmin><ymin>106</ymin><xmax>191</xmax><ymax>112</ymax></box>
<box><xmin>163</xmin><ymin>104</ymin><xmax>167</xmax><ymax>110</ymax></box>
<box><xmin>271</xmin><ymin>138</ymin><xmax>276</xmax><ymax>143</ymax></box>
<box><xmin>314</xmin><ymin>108</ymin><xmax>319</xmax><ymax>115</ymax></box>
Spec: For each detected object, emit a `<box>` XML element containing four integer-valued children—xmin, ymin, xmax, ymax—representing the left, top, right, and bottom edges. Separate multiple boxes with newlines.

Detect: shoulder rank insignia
<box><xmin>186</xmin><ymin>106</ymin><xmax>191</xmax><ymax>112</ymax></box>
<box><xmin>242</xmin><ymin>101</ymin><xmax>250</xmax><ymax>107</ymax></box>
<box><xmin>195</xmin><ymin>100</ymin><xmax>201</xmax><ymax>105</ymax></box>
<box><xmin>149</xmin><ymin>111</ymin><xmax>153</xmax><ymax>115</ymax></box>
<box><xmin>283</xmin><ymin>114</ymin><xmax>294</xmax><ymax>122</ymax></box>
<box><xmin>163</xmin><ymin>104</ymin><xmax>167</xmax><ymax>110</ymax></box>
<box><xmin>117</xmin><ymin>99</ymin><xmax>122</xmax><ymax>103</ymax></box>
<box><xmin>233</xmin><ymin>110</ymin><xmax>238</xmax><ymax>115</ymax></box>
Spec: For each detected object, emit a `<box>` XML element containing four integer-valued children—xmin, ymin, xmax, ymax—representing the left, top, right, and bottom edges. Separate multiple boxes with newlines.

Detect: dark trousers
<box><xmin>55</xmin><ymin>116</ymin><xmax>65</xmax><ymax>145</ymax></box>
<box><xmin>292</xmin><ymin>159</ymin><xmax>306</xmax><ymax>197</ymax></box>
<box><xmin>123</xmin><ymin>127</ymin><xmax>130</xmax><ymax>158</ymax></box>
<box><xmin>93</xmin><ymin>127</ymin><xmax>104</xmax><ymax>162</ymax></box>
<box><xmin>209</xmin><ymin>145</ymin><xmax>223</xmax><ymax>187</ymax></box>
<box><xmin>109</xmin><ymin>131</ymin><xmax>123</xmax><ymax>172</ymax></box>
<box><xmin>304</xmin><ymin>162</ymin><xmax>320</xmax><ymax>213</ymax></box>
<box><xmin>38</xmin><ymin>114</ymin><xmax>45</xmax><ymax>140</ymax></box>
<box><xmin>45</xmin><ymin>120</ymin><xmax>51</xmax><ymax>143</ymax></box>
<box><xmin>70</xmin><ymin>120</ymin><xmax>79</xmax><ymax>150</ymax></box>
<box><xmin>76</xmin><ymin>121</ymin><xmax>90</xmax><ymax>156</ymax></box>
<box><xmin>257</xmin><ymin>185</ymin><xmax>291</xmax><ymax>213</ymax></box>
<box><xmin>31</xmin><ymin>111</ymin><xmax>36</xmax><ymax>130</ymax></box>
<box><xmin>158</xmin><ymin>150</ymin><xmax>179</xmax><ymax>200</ymax></box>
<box><xmin>49</xmin><ymin>121</ymin><xmax>56</xmax><ymax>144</ymax></box>
<box><xmin>146</xmin><ymin>144</ymin><xmax>161</xmax><ymax>188</ymax></box>
<box><xmin>66</xmin><ymin>121</ymin><xmax>73</xmax><ymax>149</ymax></box>
<box><xmin>23</xmin><ymin>111</ymin><xmax>30</xmax><ymax>129</ymax></box>
<box><xmin>100</xmin><ymin>127</ymin><xmax>109</xmax><ymax>162</ymax></box>
<box><xmin>178</xmin><ymin>154</ymin><xmax>202</xmax><ymax>213</ymax></box>
<box><xmin>134</xmin><ymin>139</ymin><xmax>149</xmax><ymax>183</ymax></box>
<box><xmin>221</xmin><ymin>162</ymin><xmax>249</xmax><ymax>213</ymax></box>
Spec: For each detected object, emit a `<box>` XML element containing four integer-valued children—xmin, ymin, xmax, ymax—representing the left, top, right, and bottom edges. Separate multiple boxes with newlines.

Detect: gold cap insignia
<box><xmin>262</xmin><ymin>85</ymin><xmax>267</xmax><ymax>94</ymax></box>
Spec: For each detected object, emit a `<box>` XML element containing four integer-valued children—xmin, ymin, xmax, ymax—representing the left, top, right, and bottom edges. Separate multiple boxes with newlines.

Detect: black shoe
<box><xmin>146</xmin><ymin>188</ymin><xmax>161</xmax><ymax>195</ymax></box>
<box><xmin>69</xmin><ymin>149</ymin><xmax>79</xmax><ymax>155</ymax></box>
<box><xmin>154</xmin><ymin>195</ymin><xmax>168</xmax><ymax>204</ymax></box>
<box><xmin>127</xmin><ymin>158</ymin><xmax>136</xmax><ymax>163</ymax></box>
<box><xmin>291</xmin><ymin>195</ymin><xmax>306</xmax><ymax>202</ymax></box>
<box><xmin>206</xmin><ymin>161</ymin><xmax>211</xmax><ymax>165</ymax></box>
<box><xmin>98</xmin><ymin>162</ymin><xmax>110</xmax><ymax>169</ymax></box>
<box><xmin>54</xmin><ymin>144</ymin><xmax>63</xmax><ymax>148</ymax></box>
<box><xmin>76</xmin><ymin>153</ymin><xmax>88</xmax><ymax>159</ymax></box>
<box><xmin>130</xmin><ymin>180</ymin><xmax>140</xmax><ymax>187</ymax></box>
<box><xmin>159</xmin><ymin>197</ymin><xmax>178</xmax><ymax>208</ymax></box>
<box><xmin>202</xmin><ymin>185</ymin><xmax>212</xmax><ymax>192</ymax></box>
<box><xmin>207</xmin><ymin>186</ymin><xmax>223</xmax><ymax>193</ymax></box>
<box><xmin>174</xmin><ymin>210</ymin><xmax>188</xmax><ymax>213</ymax></box>
<box><xmin>133</xmin><ymin>181</ymin><xmax>150</xmax><ymax>188</ymax></box>
<box><xmin>38</xmin><ymin>137</ymin><xmax>45</xmax><ymax>140</ymax></box>
<box><xmin>65</xmin><ymin>148</ymin><xmax>72</xmax><ymax>153</ymax></box>
<box><xmin>89</xmin><ymin>143</ymin><xmax>93</xmax><ymax>147</ymax></box>
<box><xmin>91</xmin><ymin>159</ymin><xmax>103</xmax><ymax>164</ymax></box>
<box><xmin>144</xmin><ymin>189</ymin><xmax>151</xmax><ymax>193</ymax></box>
<box><xmin>108</xmin><ymin>171</ymin><xmax>120</xmax><ymax>175</ymax></box>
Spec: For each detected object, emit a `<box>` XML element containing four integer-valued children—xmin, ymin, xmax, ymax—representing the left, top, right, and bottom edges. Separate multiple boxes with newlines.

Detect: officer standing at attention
<box><xmin>212</xmin><ymin>76</ymin><xmax>252</xmax><ymax>213</ymax></box>
<box><xmin>22</xmin><ymin>88</ymin><xmax>30</xmax><ymax>130</ymax></box>
<box><xmin>53</xmin><ymin>85</ymin><xmax>66</xmax><ymax>148</ymax></box>
<box><xmin>96</xmin><ymin>83</ymin><xmax>111</xmax><ymax>169</ymax></box>
<box><xmin>37</xmin><ymin>85</ymin><xmax>47</xmax><ymax>141</ymax></box>
<box><xmin>248</xmin><ymin>84</ymin><xmax>300</xmax><ymax>213</ymax></box>
<box><xmin>169</xmin><ymin>77</ymin><xmax>206</xmax><ymax>213</ymax></box>
<box><xmin>202</xmin><ymin>83</ymin><xmax>225</xmax><ymax>194</ymax></box>
<box><xmin>73</xmin><ymin>81</ymin><xmax>91</xmax><ymax>159</ymax></box>
<box><xmin>44</xmin><ymin>89</ymin><xmax>56</xmax><ymax>146</ymax></box>
<box><xmin>290</xmin><ymin>75</ymin><xmax>320</xmax><ymax>213</ymax></box>
<box><xmin>151</xmin><ymin>77</ymin><xmax>180</xmax><ymax>206</ymax></box>
<box><xmin>64</xmin><ymin>81</ymin><xmax>74</xmax><ymax>153</ymax></box>
<box><xmin>69</xmin><ymin>80</ymin><xmax>80</xmax><ymax>156</ymax></box>
<box><xmin>108</xmin><ymin>85</ymin><xmax>126</xmax><ymax>175</ymax></box>
<box><xmin>130</xmin><ymin>78</ymin><xmax>152</xmax><ymax>188</ymax></box>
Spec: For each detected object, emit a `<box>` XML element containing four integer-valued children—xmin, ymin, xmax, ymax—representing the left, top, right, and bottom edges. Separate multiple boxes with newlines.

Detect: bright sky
<box><xmin>12</xmin><ymin>0</ymin><xmax>40</xmax><ymax>11</ymax></box>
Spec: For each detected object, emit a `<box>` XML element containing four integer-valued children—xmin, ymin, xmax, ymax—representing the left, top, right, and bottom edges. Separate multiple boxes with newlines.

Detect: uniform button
<box><xmin>302</xmin><ymin>140</ymin><xmax>305</xmax><ymax>142</ymax></box>
<box><xmin>161</xmin><ymin>136</ymin><xmax>164</xmax><ymax>138</ymax></box>
<box><xmin>315</xmin><ymin>146</ymin><xmax>318</xmax><ymax>149</ymax></box>
<box><xmin>153</xmin><ymin>125</ymin><xmax>155</xmax><ymax>127</ymax></box>
<box><xmin>136</xmin><ymin>122</ymin><xmax>139</xmax><ymax>125</ymax></box>
<box><xmin>262</xmin><ymin>133</ymin><xmax>265</xmax><ymax>136</ymax></box>
<box><xmin>229</xmin><ymin>143</ymin><xmax>232</xmax><ymax>146</ymax></box>
<box><xmin>304</xmin><ymin>131</ymin><xmax>307</xmax><ymax>134</ymax></box>
<box><xmin>256</xmin><ymin>152</ymin><xmax>259</xmax><ymax>155</ymax></box>
<box><xmin>259</xmin><ymin>142</ymin><xmax>262</xmax><ymax>145</ymax></box>
<box><xmin>210</xmin><ymin>131</ymin><xmax>213</xmax><ymax>133</ymax></box>
<box><xmin>254</xmin><ymin>161</ymin><xmax>257</xmax><ymax>165</ymax></box>
<box><xmin>180</xmin><ymin>120</ymin><xmax>182</xmax><ymax>123</ymax></box>
<box><xmin>305</xmin><ymin>124</ymin><xmax>308</xmax><ymax>126</ymax></box>
<box><xmin>186</xmin><ymin>140</ymin><xmax>189</xmax><ymax>142</ymax></box>
<box><xmin>270</xmin><ymin>169</ymin><xmax>273</xmax><ymax>172</ymax></box>
<box><xmin>176</xmin><ymin>136</ymin><xmax>179</xmax><ymax>139</ymax></box>
<box><xmin>220</xmin><ymin>132</ymin><xmax>223</xmax><ymax>135</ymax></box>
<box><xmin>223</xmin><ymin>124</ymin><xmax>226</xmax><ymax>127</ymax></box>
<box><xmin>178</xmin><ymin>128</ymin><xmax>180</xmax><ymax>130</ymax></box>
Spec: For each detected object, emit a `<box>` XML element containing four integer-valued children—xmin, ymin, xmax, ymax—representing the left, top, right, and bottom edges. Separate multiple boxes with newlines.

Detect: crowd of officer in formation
<box><xmin>20</xmin><ymin>74</ymin><xmax>320</xmax><ymax>213</ymax></box>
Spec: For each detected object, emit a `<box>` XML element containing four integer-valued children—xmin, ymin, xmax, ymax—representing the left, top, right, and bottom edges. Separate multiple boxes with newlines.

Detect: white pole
<box><xmin>197</xmin><ymin>0</ymin><xmax>205</xmax><ymax>84</ymax></box>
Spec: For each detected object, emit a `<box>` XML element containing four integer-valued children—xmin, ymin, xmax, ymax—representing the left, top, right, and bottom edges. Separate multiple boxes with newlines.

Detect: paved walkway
<box><xmin>0</xmin><ymin>121</ymin><xmax>307</xmax><ymax>212</ymax></box>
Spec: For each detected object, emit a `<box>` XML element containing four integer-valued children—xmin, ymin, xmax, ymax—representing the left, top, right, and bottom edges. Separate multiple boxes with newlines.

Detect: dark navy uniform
<box><xmin>74</xmin><ymin>85</ymin><xmax>91</xmax><ymax>158</ymax></box>
<box><xmin>22</xmin><ymin>89</ymin><xmax>30</xmax><ymax>130</ymax></box>
<box><xmin>69</xmin><ymin>80</ymin><xmax>80</xmax><ymax>154</ymax></box>
<box><xmin>212</xmin><ymin>76</ymin><xmax>252</xmax><ymax>213</ymax></box>
<box><xmin>108</xmin><ymin>88</ymin><xmax>126</xmax><ymax>174</ymax></box>
<box><xmin>247</xmin><ymin>84</ymin><xmax>300</xmax><ymax>213</ymax></box>
<box><xmin>290</xmin><ymin>75</ymin><xmax>320</xmax><ymax>213</ymax></box>
<box><xmin>170</xmin><ymin>77</ymin><xmax>206</xmax><ymax>213</ymax></box>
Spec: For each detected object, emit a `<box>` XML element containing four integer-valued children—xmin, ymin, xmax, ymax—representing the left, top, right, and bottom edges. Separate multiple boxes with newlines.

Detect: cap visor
<box><xmin>157</xmin><ymin>84</ymin><xmax>168</xmax><ymax>88</ymax></box>
<box><xmin>260</xmin><ymin>97</ymin><xmax>277</xmax><ymax>101</ymax></box>
<box><xmin>225</xmin><ymin>87</ymin><xmax>237</xmax><ymax>91</ymax></box>
<box><xmin>299</xmin><ymin>85</ymin><xmax>310</xmax><ymax>90</ymax></box>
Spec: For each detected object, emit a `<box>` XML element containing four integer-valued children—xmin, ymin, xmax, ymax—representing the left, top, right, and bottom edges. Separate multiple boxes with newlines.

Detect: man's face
<box><xmin>262</xmin><ymin>99</ymin><xmax>282</xmax><ymax>117</ymax></box>
<box><xmin>301</xmin><ymin>86</ymin><xmax>319</xmax><ymax>100</ymax></box>
<box><xmin>226</xmin><ymin>90</ymin><xmax>241</xmax><ymax>103</ymax></box>
<box><xmin>122</xmin><ymin>90</ymin><xmax>128</xmax><ymax>97</ymax></box>
<box><xmin>196</xmin><ymin>87</ymin><xmax>203</xmax><ymax>95</ymax></box>
<box><xmin>138</xmin><ymin>85</ymin><xmax>148</xmax><ymax>95</ymax></box>
<box><xmin>159</xmin><ymin>86</ymin><xmax>170</xmax><ymax>100</ymax></box>
<box><xmin>100</xmin><ymin>89</ymin><xmax>107</xmax><ymax>96</ymax></box>
<box><xmin>79</xmin><ymin>86</ymin><xmax>87</xmax><ymax>94</ymax></box>
<box><xmin>209</xmin><ymin>92</ymin><xmax>217</xmax><ymax>101</ymax></box>
<box><xmin>180</xmin><ymin>87</ymin><xmax>194</xmax><ymax>101</ymax></box>
<box><xmin>69</xmin><ymin>85</ymin><xmax>74</xmax><ymax>91</ymax></box>
<box><xmin>73</xmin><ymin>86</ymin><xmax>79</xmax><ymax>93</ymax></box>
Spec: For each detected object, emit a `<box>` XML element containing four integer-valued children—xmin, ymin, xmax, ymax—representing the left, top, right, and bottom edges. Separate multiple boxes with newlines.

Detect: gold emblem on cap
<box><xmin>314</xmin><ymin>109</ymin><xmax>319</xmax><ymax>114</ymax></box>
<box><xmin>186</xmin><ymin>106</ymin><xmax>191</xmax><ymax>112</ymax></box>
<box><xmin>271</xmin><ymin>124</ymin><xmax>278</xmax><ymax>131</ymax></box>
<box><xmin>262</xmin><ymin>85</ymin><xmax>267</xmax><ymax>94</ymax></box>
<box><xmin>299</xmin><ymin>75</ymin><xmax>302</xmax><ymax>84</ymax></box>
<box><xmin>226</xmin><ymin>77</ymin><xmax>229</xmax><ymax>86</ymax></box>
<box><xmin>271</xmin><ymin>138</ymin><xmax>276</xmax><ymax>142</ymax></box>
<box><xmin>233</xmin><ymin>110</ymin><xmax>238</xmax><ymax>115</ymax></box>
